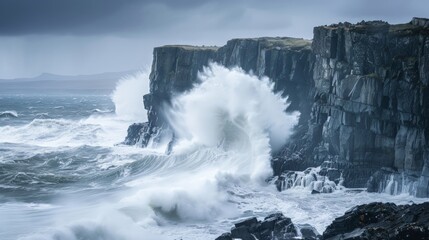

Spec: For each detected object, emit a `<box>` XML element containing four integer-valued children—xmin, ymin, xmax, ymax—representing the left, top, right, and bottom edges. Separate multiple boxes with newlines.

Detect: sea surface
<box><xmin>0</xmin><ymin>68</ymin><xmax>426</xmax><ymax>240</ymax></box>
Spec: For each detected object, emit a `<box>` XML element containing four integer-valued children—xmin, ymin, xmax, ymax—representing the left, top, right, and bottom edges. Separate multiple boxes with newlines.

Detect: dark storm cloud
<box><xmin>339</xmin><ymin>0</ymin><xmax>428</xmax><ymax>20</ymax></box>
<box><xmin>0</xmin><ymin>0</ymin><xmax>142</xmax><ymax>35</ymax></box>
<box><xmin>1</xmin><ymin>0</ymin><xmax>428</xmax><ymax>78</ymax></box>
<box><xmin>0</xmin><ymin>0</ymin><xmax>242</xmax><ymax>35</ymax></box>
<box><xmin>0</xmin><ymin>0</ymin><xmax>337</xmax><ymax>36</ymax></box>
<box><xmin>2</xmin><ymin>0</ymin><xmax>427</xmax><ymax>36</ymax></box>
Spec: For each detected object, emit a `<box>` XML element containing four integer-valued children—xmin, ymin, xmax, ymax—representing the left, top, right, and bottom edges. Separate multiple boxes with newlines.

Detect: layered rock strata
<box><xmin>308</xmin><ymin>18</ymin><xmax>429</xmax><ymax>194</ymax></box>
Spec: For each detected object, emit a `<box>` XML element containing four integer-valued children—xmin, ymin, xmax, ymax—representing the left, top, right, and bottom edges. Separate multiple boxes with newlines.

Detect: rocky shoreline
<box><xmin>215</xmin><ymin>202</ymin><xmax>429</xmax><ymax>240</ymax></box>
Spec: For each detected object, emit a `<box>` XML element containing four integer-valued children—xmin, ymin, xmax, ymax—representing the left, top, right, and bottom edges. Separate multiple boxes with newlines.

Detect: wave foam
<box><xmin>111</xmin><ymin>71</ymin><xmax>149</xmax><ymax>122</ymax></box>
<box><xmin>0</xmin><ymin>110</ymin><xmax>18</xmax><ymax>118</ymax></box>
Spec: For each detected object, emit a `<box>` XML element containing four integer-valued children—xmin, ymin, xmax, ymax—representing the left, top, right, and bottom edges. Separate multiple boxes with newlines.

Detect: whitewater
<box><xmin>0</xmin><ymin>65</ymin><xmax>426</xmax><ymax>240</ymax></box>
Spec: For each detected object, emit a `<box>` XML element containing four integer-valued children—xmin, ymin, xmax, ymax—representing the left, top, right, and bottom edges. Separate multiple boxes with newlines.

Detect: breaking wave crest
<box><xmin>0</xmin><ymin>110</ymin><xmax>18</xmax><ymax>118</ymax></box>
<box><xmin>111</xmin><ymin>71</ymin><xmax>150</xmax><ymax>121</ymax></box>
<box><xmin>167</xmin><ymin>63</ymin><xmax>299</xmax><ymax>180</ymax></box>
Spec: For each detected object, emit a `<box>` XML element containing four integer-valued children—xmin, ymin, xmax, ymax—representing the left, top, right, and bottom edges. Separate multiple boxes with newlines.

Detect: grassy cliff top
<box><xmin>318</xmin><ymin>17</ymin><xmax>429</xmax><ymax>35</ymax></box>
<box><xmin>228</xmin><ymin>37</ymin><xmax>312</xmax><ymax>50</ymax></box>
<box><xmin>158</xmin><ymin>45</ymin><xmax>219</xmax><ymax>51</ymax></box>
<box><xmin>159</xmin><ymin>37</ymin><xmax>312</xmax><ymax>52</ymax></box>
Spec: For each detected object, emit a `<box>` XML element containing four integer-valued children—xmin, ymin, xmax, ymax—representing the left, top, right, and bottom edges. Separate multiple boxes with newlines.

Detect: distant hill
<box><xmin>0</xmin><ymin>71</ymin><xmax>136</xmax><ymax>83</ymax></box>
<box><xmin>0</xmin><ymin>70</ymin><xmax>137</xmax><ymax>93</ymax></box>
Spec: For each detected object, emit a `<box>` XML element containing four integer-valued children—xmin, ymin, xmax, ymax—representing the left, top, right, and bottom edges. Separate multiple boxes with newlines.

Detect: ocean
<box><xmin>0</xmin><ymin>70</ymin><xmax>425</xmax><ymax>240</ymax></box>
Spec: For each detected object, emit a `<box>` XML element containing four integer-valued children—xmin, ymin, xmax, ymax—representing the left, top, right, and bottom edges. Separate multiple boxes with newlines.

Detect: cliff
<box><xmin>309</xmin><ymin>18</ymin><xmax>429</xmax><ymax>195</ymax></box>
<box><xmin>125</xmin><ymin>18</ymin><xmax>429</xmax><ymax>197</ymax></box>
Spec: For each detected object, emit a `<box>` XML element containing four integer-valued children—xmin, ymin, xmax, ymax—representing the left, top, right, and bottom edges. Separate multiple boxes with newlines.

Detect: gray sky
<box><xmin>0</xmin><ymin>0</ymin><xmax>427</xmax><ymax>79</ymax></box>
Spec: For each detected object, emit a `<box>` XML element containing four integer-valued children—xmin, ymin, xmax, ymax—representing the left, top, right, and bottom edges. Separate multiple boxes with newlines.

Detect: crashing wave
<box><xmin>0</xmin><ymin>110</ymin><xmax>18</xmax><ymax>118</ymax></box>
<box><xmin>35</xmin><ymin>113</ymin><xmax>49</xmax><ymax>119</ymax></box>
<box><xmin>274</xmin><ymin>162</ymin><xmax>344</xmax><ymax>193</ymax></box>
<box><xmin>92</xmin><ymin>108</ymin><xmax>113</xmax><ymax>114</ymax></box>
<box><xmin>367</xmin><ymin>170</ymin><xmax>420</xmax><ymax>196</ymax></box>
<box><xmin>111</xmin><ymin>71</ymin><xmax>149</xmax><ymax>121</ymax></box>
<box><xmin>165</xmin><ymin>63</ymin><xmax>299</xmax><ymax>180</ymax></box>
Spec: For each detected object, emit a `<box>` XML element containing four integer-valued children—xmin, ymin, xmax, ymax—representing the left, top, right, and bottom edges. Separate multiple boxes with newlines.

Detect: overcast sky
<box><xmin>0</xmin><ymin>0</ymin><xmax>427</xmax><ymax>79</ymax></box>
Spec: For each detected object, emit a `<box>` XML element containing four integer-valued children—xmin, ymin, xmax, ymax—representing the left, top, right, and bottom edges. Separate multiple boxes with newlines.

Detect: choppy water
<box><xmin>0</xmin><ymin>67</ymin><xmax>427</xmax><ymax>240</ymax></box>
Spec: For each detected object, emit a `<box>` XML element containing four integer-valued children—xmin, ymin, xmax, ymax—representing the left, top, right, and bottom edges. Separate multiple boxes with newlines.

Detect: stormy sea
<box><xmin>0</xmin><ymin>67</ymin><xmax>426</xmax><ymax>240</ymax></box>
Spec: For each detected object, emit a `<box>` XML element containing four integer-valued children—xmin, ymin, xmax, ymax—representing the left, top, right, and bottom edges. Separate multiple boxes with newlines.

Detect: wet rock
<box><xmin>216</xmin><ymin>212</ymin><xmax>319</xmax><ymax>240</ymax></box>
<box><xmin>234</xmin><ymin>217</ymin><xmax>258</xmax><ymax>229</ymax></box>
<box><xmin>230</xmin><ymin>226</ymin><xmax>255</xmax><ymax>240</ymax></box>
<box><xmin>214</xmin><ymin>233</ymin><xmax>232</xmax><ymax>240</ymax></box>
<box><xmin>309</xmin><ymin>19</ymin><xmax>429</xmax><ymax>191</ymax></box>
<box><xmin>274</xmin><ymin>164</ymin><xmax>341</xmax><ymax>193</ymax></box>
<box><xmin>322</xmin><ymin>202</ymin><xmax>429</xmax><ymax>240</ymax></box>
<box><xmin>123</xmin><ymin>122</ymin><xmax>148</xmax><ymax>145</ymax></box>
<box><xmin>298</xmin><ymin>224</ymin><xmax>320</xmax><ymax>239</ymax></box>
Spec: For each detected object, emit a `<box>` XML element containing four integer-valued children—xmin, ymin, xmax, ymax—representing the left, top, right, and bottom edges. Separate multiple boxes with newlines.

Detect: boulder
<box><xmin>322</xmin><ymin>202</ymin><xmax>429</xmax><ymax>240</ymax></box>
<box><xmin>216</xmin><ymin>212</ymin><xmax>321</xmax><ymax>240</ymax></box>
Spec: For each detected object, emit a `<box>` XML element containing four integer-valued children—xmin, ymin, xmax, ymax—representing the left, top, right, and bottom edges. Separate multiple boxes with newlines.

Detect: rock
<box><xmin>230</xmin><ymin>226</ymin><xmax>255</xmax><ymax>240</ymax></box>
<box><xmin>411</xmin><ymin>17</ymin><xmax>429</xmax><ymax>28</ymax></box>
<box><xmin>218</xmin><ymin>203</ymin><xmax>429</xmax><ymax>240</ymax></box>
<box><xmin>123</xmin><ymin>122</ymin><xmax>148</xmax><ymax>145</ymax></box>
<box><xmin>308</xmin><ymin>18</ymin><xmax>429</xmax><ymax>191</ymax></box>
<box><xmin>297</xmin><ymin>224</ymin><xmax>320</xmax><ymax>239</ymax></box>
<box><xmin>215</xmin><ymin>233</ymin><xmax>232</xmax><ymax>240</ymax></box>
<box><xmin>274</xmin><ymin>165</ymin><xmax>341</xmax><ymax>193</ymax></box>
<box><xmin>322</xmin><ymin>202</ymin><xmax>429</xmax><ymax>240</ymax></box>
<box><xmin>216</xmin><ymin>212</ymin><xmax>313</xmax><ymax>240</ymax></box>
<box><xmin>234</xmin><ymin>217</ymin><xmax>258</xmax><ymax>228</ymax></box>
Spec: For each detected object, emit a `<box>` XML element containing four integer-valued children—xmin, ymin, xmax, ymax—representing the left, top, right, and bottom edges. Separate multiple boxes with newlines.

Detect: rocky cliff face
<box><xmin>309</xmin><ymin>18</ymin><xmax>429</xmax><ymax>195</ymax></box>
<box><xmin>125</xmin><ymin>18</ymin><xmax>429</xmax><ymax>197</ymax></box>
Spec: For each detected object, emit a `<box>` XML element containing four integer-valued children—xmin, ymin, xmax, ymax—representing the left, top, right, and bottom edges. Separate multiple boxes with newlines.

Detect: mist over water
<box><xmin>0</xmin><ymin>66</ymin><xmax>426</xmax><ymax>240</ymax></box>
<box><xmin>112</xmin><ymin>71</ymin><xmax>149</xmax><ymax>122</ymax></box>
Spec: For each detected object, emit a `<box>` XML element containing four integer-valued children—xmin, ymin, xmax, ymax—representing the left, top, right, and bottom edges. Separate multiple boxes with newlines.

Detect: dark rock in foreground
<box><xmin>215</xmin><ymin>213</ymin><xmax>320</xmax><ymax>240</ymax></box>
<box><xmin>217</xmin><ymin>202</ymin><xmax>429</xmax><ymax>240</ymax></box>
<box><xmin>322</xmin><ymin>202</ymin><xmax>429</xmax><ymax>240</ymax></box>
